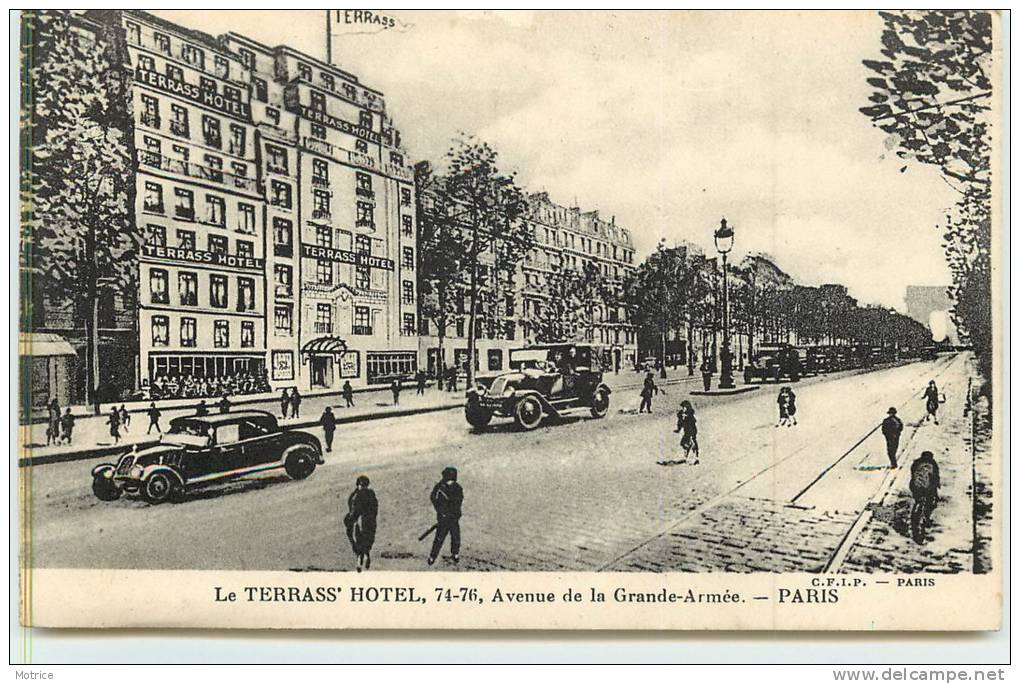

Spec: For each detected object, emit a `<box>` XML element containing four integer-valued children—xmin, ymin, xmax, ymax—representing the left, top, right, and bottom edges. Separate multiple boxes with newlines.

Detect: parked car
<box><xmin>90</xmin><ymin>410</ymin><xmax>323</xmax><ymax>504</ymax></box>
<box><xmin>743</xmin><ymin>344</ymin><xmax>802</xmax><ymax>383</ymax></box>
<box><xmin>465</xmin><ymin>344</ymin><xmax>612</xmax><ymax>431</ymax></box>
<box><xmin>804</xmin><ymin>346</ymin><xmax>831</xmax><ymax>374</ymax></box>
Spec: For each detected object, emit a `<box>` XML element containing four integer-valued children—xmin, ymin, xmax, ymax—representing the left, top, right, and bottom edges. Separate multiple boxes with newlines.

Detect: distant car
<box><xmin>744</xmin><ymin>344</ymin><xmax>802</xmax><ymax>383</ymax></box>
<box><xmin>90</xmin><ymin>410</ymin><xmax>323</xmax><ymax>504</ymax></box>
<box><xmin>464</xmin><ymin>344</ymin><xmax>612</xmax><ymax>431</ymax></box>
<box><xmin>804</xmin><ymin>347</ymin><xmax>831</xmax><ymax>374</ymax></box>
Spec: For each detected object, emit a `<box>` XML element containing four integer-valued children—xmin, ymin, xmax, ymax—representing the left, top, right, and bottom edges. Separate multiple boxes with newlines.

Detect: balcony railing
<box><xmin>352</xmin><ymin>325</ymin><xmax>372</xmax><ymax>336</ymax></box>
<box><xmin>169</xmin><ymin>121</ymin><xmax>189</xmax><ymax>137</ymax></box>
<box><xmin>135</xmin><ymin>151</ymin><xmax>257</xmax><ymax>193</ymax></box>
<box><xmin>175</xmin><ymin>207</ymin><xmax>195</xmax><ymax>221</ymax></box>
<box><xmin>275</xmin><ymin>285</ymin><xmax>293</xmax><ymax>299</ymax></box>
<box><xmin>312</xmin><ymin>208</ymin><xmax>332</xmax><ymax>220</ymax></box>
<box><xmin>274</xmin><ymin>243</ymin><xmax>293</xmax><ymax>258</ymax></box>
<box><xmin>140</xmin><ymin>113</ymin><xmax>161</xmax><ymax>128</ymax></box>
<box><xmin>203</xmin><ymin>134</ymin><xmax>222</xmax><ymax>150</ymax></box>
<box><xmin>314</xmin><ymin>322</ymin><xmax>332</xmax><ymax>334</ymax></box>
<box><xmin>311</xmin><ymin>175</ymin><xmax>329</xmax><ymax>187</ymax></box>
<box><xmin>143</xmin><ymin>203</ymin><xmax>165</xmax><ymax>215</ymax></box>
<box><xmin>355</xmin><ymin>187</ymin><xmax>375</xmax><ymax>200</ymax></box>
<box><xmin>355</xmin><ymin>219</ymin><xmax>375</xmax><ymax>229</ymax></box>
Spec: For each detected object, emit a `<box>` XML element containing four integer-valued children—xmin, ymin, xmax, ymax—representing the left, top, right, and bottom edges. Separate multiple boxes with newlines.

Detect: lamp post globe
<box><xmin>715</xmin><ymin>218</ymin><xmax>736</xmax><ymax>389</ymax></box>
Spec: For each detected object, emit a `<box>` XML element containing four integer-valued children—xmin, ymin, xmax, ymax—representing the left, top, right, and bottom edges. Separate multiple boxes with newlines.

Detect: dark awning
<box><xmin>300</xmin><ymin>336</ymin><xmax>349</xmax><ymax>357</ymax></box>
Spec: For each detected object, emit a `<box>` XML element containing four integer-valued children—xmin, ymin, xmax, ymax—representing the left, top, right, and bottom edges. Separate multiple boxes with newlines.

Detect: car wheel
<box><xmin>590</xmin><ymin>388</ymin><xmax>610</xmax><ymax>418</ymax></box>
<box><xmin>92</xmin><ymin>475</ymin><xmax>121</xmax><ymax>502</ymax></box>
<box><xmin>514</xmin><ymin>396</ymin><xmax>543</xmax><ymax>431</ymax></box>
<box><xmin>142</xmin><ymin>472</ymin><xmax>175</xmax><ymax>505</ymax></box>
<box><xmin>284</xmin><ymin>446</ymin><xmax>317</xmax><ymax>480</ymax></box>
<box><xmin>465</xmin><ymin>406</ymin><xmax>493</xmax><ymax>429</ymax></box>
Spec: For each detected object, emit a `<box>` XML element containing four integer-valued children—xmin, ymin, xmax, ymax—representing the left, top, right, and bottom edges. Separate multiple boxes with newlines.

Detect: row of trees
<box><xmin>860</xmin><ymin>10</ymin><xmax>993</xmax><ymax>382</ymax></box>
<box><xmin>623</xmin><ymin>241</ymin><xmax>932</xmax><ymax>375</ymax></box>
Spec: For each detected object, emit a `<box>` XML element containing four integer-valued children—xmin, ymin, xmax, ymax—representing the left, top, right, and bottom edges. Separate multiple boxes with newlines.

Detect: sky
<box><xmin>154</xmin><ymin>10</ymin><xmax>956</xmax><ymax>311</ymax></box>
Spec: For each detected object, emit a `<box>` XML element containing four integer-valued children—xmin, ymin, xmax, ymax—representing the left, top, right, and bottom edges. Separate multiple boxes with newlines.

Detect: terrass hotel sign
<box><xmin>289</xmin><ymin>103</ymin><xmax>381</xmax><ymax>145</ymax></box>
<box><xmin>143</xmin><ymin>244</ymin><xmax>264</xmax><ymax>271</ymax></box>
<box><xmin>134</xmin><ymin>68</ymin><xmax>251</xmax><ymax>121</ymax></box>
<box><xmin>301</xmin><ymin>244</ymin><xmax>394</xmax><ymax>271</ymax></box>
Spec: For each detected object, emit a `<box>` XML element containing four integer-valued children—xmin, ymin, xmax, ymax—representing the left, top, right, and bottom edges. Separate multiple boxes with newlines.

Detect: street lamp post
<box><xmin>714</xmin><ymin>218</ymin><xmax>735</xmax><ymax>389</ymax></box>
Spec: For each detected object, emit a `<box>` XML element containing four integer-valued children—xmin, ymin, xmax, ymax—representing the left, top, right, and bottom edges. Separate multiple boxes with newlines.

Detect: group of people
<box><xmin>44</xmin><ymin>399</ymin><xmax>75</xmax><ymax>446</ymax></box>
<box><xmin>105</xmin><ymin>404</ymin><xmax>133</xmax><ymax>444</ymax></box>
<box><xmin>148</xmin><ymin>371</ymin><xmax>271</xmax><ymax>401</ymax></box>
<box><xmin>341</xmin><ymin>466</ymin><xmax>463</xmax><ymax>572</ymax></box>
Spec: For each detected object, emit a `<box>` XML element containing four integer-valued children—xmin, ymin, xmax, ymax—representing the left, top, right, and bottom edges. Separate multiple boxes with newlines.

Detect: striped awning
<box><xmin>300</xmin><ymin>336</ymin><xmax>349</xmax><ymax>357</ymax></box>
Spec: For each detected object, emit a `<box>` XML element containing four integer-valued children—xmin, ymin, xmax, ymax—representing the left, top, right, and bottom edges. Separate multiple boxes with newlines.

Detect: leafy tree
<box><xmin>532</xmin><ymin>261</ymin><xmax>610</xmax><ymax>344</ymax></box>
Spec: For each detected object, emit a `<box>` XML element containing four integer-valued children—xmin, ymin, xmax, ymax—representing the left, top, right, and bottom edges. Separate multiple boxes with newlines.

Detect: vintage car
<box><xmin>464</xmin><ymin>344</ymin><xmax>612</xmax><ymax>431</ymax></box>
<box><xmin>743</xmin><ymin>344</ymin><xmax>802</xmax><ymax>383</ymax></box>
<box><xmin>90</xmin><ymin>410</ymin><xmax>323</xmax><ymax>504</ymax></box>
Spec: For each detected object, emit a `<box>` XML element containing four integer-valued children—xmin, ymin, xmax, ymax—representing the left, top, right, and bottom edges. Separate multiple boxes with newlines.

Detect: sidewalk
<box><xmin>840</xmin><ymin>353</ymin><xmax>983</xmax><ymax>573</ymax></box>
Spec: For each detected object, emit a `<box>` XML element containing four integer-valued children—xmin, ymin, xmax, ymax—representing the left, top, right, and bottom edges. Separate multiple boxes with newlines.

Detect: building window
<box><xmin>312</xmin><ymin>158</ymin><xmax>328</xmax><ymax>186</ymax></box>
<box><xmin>355</xmin><ymin>139</ymin><xmax>368</xmax><ymax>153</ymax></box>
<box><xmin>356</xmin><ymin>171</ymin><xmax>372</xmax><ymax>190</ymax></box>
<box><xmin>208</xmin><ymin>234</ymin><xmax>227</xmax><ymax>255</ymax></box>
<box><xmin>205</xmin><ymin>195</ymin><xmax>225</xmax><ymax>226</ymax></box>
<box><xmin>237</xmin><ymin>277</ymin><xmax>255</xmax><ymax>312</ymax></box>
<box><xmin>311</xmin><ymin>123</ymin><xmax>326</xmax><ymax>140</ymax></box>
<box><xmin>178</xmin><ymin>272</ymin><xmax>198</xmax><ymax>306</ymax></box>
<box><xmin>316</xmin><ymin>259</ymin><xmax>332</xmax><ymax>285</ymax></box>
<box><xmin>274</xmin><ymin>305</ymin><xmax>292</xmax><ymax>335</ymax></box>
<box><xmin>149</xmin><ymin>268</ymin><xmax>169</xmax><ymax>304</ymax></box>
<box><xmin>237</xmin><ymin>203</ymin><xmax>256</xmax><ymax>234</ymax></box>
<box><xmin>126</xmin><ymin>21</ymin><xmax>140</xmax><ymax>44</ymax></box>
<box><xmin>199</xmin><ymin>76</ymin><xmax>216</xmax><ymax>92</ymax></box>
<box><xmin>229</xmin><ymin>124</ymin><xmax>246</xmax><ymax>156</ymax></box>
<box><xmin>273</xmin><ymin>217</ymin><xmax>293</xmax><ymax>257</ymax></box>
<box><xmin>181</xmin><ymin>44</ymin><xmax>204</xmax><ymax>70</ymax></box>
<box><xmin>140</xmin><ymin>94</ymin><xmax>159</xmax><ymax>128</ymax></box>
<box><xmin>359</xmin><ymin>110</ymin><xmax>372</xmax><ymax>128</ymax></box>
<box><xmin>137</xmin><ymin>54</ymin><xmax>155</xmax><ymax>72</ymax></box>
<box><xmin>270</xmin><ymin>180</ymin><xmax>292</xmax><ymax>209</ymax></box>
<box><xmin>390</xmin><ymin>152</ymin><xmax>404</xmax><ymax>166</ymax></box>
<box><xmin>355</xmin><ymin>234</ymin><xmax>370</xmax><ymax>254</ymax></box>
<box><xmin>176</xmin><ymin>229</ymin><xmax>195</xmax><ymax>250</ymax></box>
<box><xmin>310</xmin><ymin>90</ymin><xmax>326</xmax><ymax>112</ymax></box>
<box><xmin>210</xmin><ymin>274</ymin><xmax>228</xmax><ymax>309</ymax></box>
<box><xmin>253</xmin><ymin>77</ymin><xmax>268</xmax><ymax>102</ymax></box>
<box><xmin>298</xmin><ymin>62</ymin><xmax>312</xmax><ymax>80</ymax></box>
<box><xmin>312</xmin><ymin>189</ymin><xmax>330</xmax><ymax>219</ymax></box>
<box><xmin>321</xmin><ymin>72</ymin><xmax>335</xmax><ymax>91</ymax></box>
<box><xmin>315</xmin><ymin>225</ymin><xmax>332</xmax><ymax>248</ymax></box>
<box><xmin>147</xmin><ymin>225</ymin><xmax>166</xmax><ymax>247</ymax></box>
<box><xmin>174</xmin><ymin>188</ymin><xmax>194</xmax><ymax>220</ymax></box>
<box><xmin>240</xmin><ymin>321</ymin><xmax>255</xmax><ymax>348</ymax></box>
<box><xmin>224</xmin><ymin>85</ymin><xmax>240</xmax><ymax>102</ymax></box>
<box><xmin>400</xmin><ymin>187</ymin><xmax>412</xmax><ymax>206</ymax></box>
<box><xmin>202</xmin><ymin>115</ymin><xmax>221</xmax><ymax>148</ymax></box>
<box><xmin>236</xmin><ymin>240</ymin><xmax>254</xmax><ymax>259</ymax></box>
<box><xmin>353</xmin><ymin>306</ymin><xmax>371</xmax><ymax>335</ymax></box>
<box><xmin>143</xmin><ymin>182</ymin><xmax>163</xmax><ymax>213</ymax></box>
<box><xmin>401</xmin><ymin>214</ymin><xmax>413</xmax><ymax>237</ymax></box>
<box><xmin>213</xmin><ymin>320</ymin><xmax>229</xmax><ymax>348</ymax></box>
<box><xmin>238</xmin><ymin>47</ymin><xmax>255</xmax><ymax>69</ymax></box>
<box><xmin>274</xmin><ymin>264</ymin><xmax>292</xmax><ymax>298</ymax></box>
<box><xmin>402</xmin><ymin>280</ymin><xmax>414</xmax><ymax>305</ymax></box>
<box><xmin>343</xmin><ymin>83</ymin><xmax>356</xmax><ymax>99</ymax></box>
<box><xmin>315</xmin><ymin>303</ymin><xmax>332</xmax><ymax>334</ymax></box>
<box><xmin>355</xmin><ymin>266</ymin><xmax>370</xmax><ymax>290</ymax></box>
<box><xmin>214</xmin><ymin>55</ymin><xmax>229</xmax><ymax>78</ymax></box>
<box><xmin>153</xmin><ymin>32</ymin><xmax>170</xmax><ymax>54</ymax></box>
<box><xmin>402</xmin><ymin>246</ymin><xmax>414</xmax><ymax>269</ymax></box>
<box><xmin>170</xmin><ymin>104</ymin><xmax>189</xmax><ymax>137</ymax></box>
<box><xmin>266</xmin><ymin>145</ymin><xmax>288</xmax><ymax>175</ymax></box>
<box><xmin>151</xmin><ymin>315</ymin><xmax>169</xmax><ymax>347</ymax></box>
<box><xmin>356</xmin><ymin>201</ymin><xmax>373</xmax><ymax>228</ymax></box>
<box><xmin>402</xmin><ymin>313</ymin><xmax>416</xmax><ymax>336</ymax></box>
<box><xmin>180</xmin><ymin>317</ymin><xmax>197</xmax><ymax>347</ymax></box>
<box><xmin>166</xmin><ymin>64</ymin><xmax>183</xmax><ymax>82</ymax></box>
<box><xmin>266</xmin><ymin>107</ymin><xmax>280</xmax><ymax>125</ymax></box>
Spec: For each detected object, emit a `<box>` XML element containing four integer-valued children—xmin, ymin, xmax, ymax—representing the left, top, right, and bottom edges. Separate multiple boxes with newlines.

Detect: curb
<box><xmin>689</xmin><ymin>386</ymin><xmax>761</xmax><ymax>396</ymax></box>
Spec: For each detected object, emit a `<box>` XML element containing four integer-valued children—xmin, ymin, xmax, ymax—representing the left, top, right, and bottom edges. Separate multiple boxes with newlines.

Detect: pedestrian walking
<box><xmin>59</xmin><ymin>408</ymin><xmax>75</xmax><ymax>445</ymax></box>
<box><xmin>415</xmin><ymin>369</ymin><xmax>427</xmax><ymax>396</ymax></box>
<box><xmin>391</xmin><ymin>378</ymin><xmax>401</xmax><ymax>405</ymax></box>
<box><xmin>280</xmin><ymin>388</ymin><xmax>290</xmax><ymax>419</ymax></box>
<box><xmin>107</xmin><ymin>407</ymin><xmax>121</xmax><ymax>445</ymax></box>
<box><xmin>194</xmin><ymin>399</ymin><xmax>209</xmax><ymax>417</ymax></box>
<box><xmin>677</xmin><ymin>400</ymin><xmax>700</xmax><ymax>465</ymax></box>
<box><xmin>217</xmin><ymin>394</ymin><xmax>232</xmax><ymax>414</ymax></box>
<box><xmin>923</xmin><ymin>380</ymin><xmax>941</xmax><ymax>425</ymax></box>
<box><xmin>344</xmin><ymin>475</ymin><xmax>378</xmax><ymax>572</ymax></box>
<box><xmin>46</xmin><ymin>398</ymin><xmax>60</xmax><ymax>446</ymax></box>
<box><xmin>638</xmin><ymin>371</ymin><xmax>659</xmax><ymax>413</ymax></box>
<box><xmin>118</xmin><ymin>404</ymin><xmax>131</xmax><ymax>433</ymax></box>
<box><xmin>700</xmin><ymin>359</ymin><xmax>713</xmax><ymax>392</ymax></box>
<box><xmin>320</xmin><ymin>406</ymin><xmax>337</xmax><ymax>452</ymax></box>
<box><xmin>786</xmin><ymin>387</ymin><xmax>797</xmax><ymax>426</ymax></box>
<box><xmin>881</xmin><ymin>407</ymin><xmax>904</xmax><ymax>468</ymax></box>
<box><xmin>146</xmin><ymin>402</ymin><xmax>162</xmax><ymax>434</ymax></box>
<box><xmin>290</xmin><ymin>388</ymin><xmax>302</xmax><ymax>418</ymax></box>
<box><xmin>342</xmin><ymin>381</ymin><xmax>354</xmax><ymax>408</ymax></box>
<box><xmin>909</xmin><ymin>450</ymin><xmax>941</xmax><ymax>531</ymax></box>
<box><xmin>427</xmin><ymin>466</ymin><xmax>464</xmax><ymax>566</ymax></box>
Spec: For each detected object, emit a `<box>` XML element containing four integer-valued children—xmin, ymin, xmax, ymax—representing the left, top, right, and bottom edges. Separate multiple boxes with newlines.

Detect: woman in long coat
<box><xmin>923</xmin><ymin>380</ymin><xmax>941</xmax><ymax>425</ymax></box>
<box><xmin>344</xmin><ymin>476</ymin><xmax>378</xmax><ymax>572</ymax></box>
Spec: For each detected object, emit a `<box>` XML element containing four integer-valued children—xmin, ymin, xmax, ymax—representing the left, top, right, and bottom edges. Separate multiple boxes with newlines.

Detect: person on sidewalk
<box><xmin>119</xmin><ymin>404</ymin><xmax>131</xmax><ymax>433</ymax></box>
<box><xmin>909</xmin><ymin>450</ymin><xmax>941</xmax><ymax>531</ymax></box>
<box><xmin>638</xmin><ymin>371</ymin><xmax>659</xmax><ymax>413</ymax></box>
<box><xmin>415</xmin><ymin>369</ymin><xmax>427</xmax><ymax>396</ymax></box>
<box><xmin>320</xmin><ymin>406</ymin><xmax>337</xmax><ymax>452</ymax></box>
<box><xmin>923</xmin><ymin>380</ymin><xmax>941</xmax><ymax>425</ymax></box>
<box><xmin>290</xmin><ymin>388</ymin><xmax>303</xmax><ymax>418</ymax></box>
<box><xmin>107</xmin><ymin>407</ymin><xmax>121</xmax><ymax>445</ymax></box>
<box><xmin>342</xmin><ymin>381</ymin><xmax>354</xmax><ymax>408</ymax></box>
<box><xmin>344</xmin><ymin>475</ymin><xmax>378</xmax><ymax>572</ymax></box>
<box><xmin>776</xmin><ymin>387</ymin><xmax>790</xmax><ymax>427</ymax></box>
<box><xmin>280</xmin><ymin>388</ymin><xmax>290</xmax><ymax>419</ymax></box>
<box><xmin>59</xmin><ymin>408</ymin><xmax>75</xmax><ymax>445</ymax></box>
<box><xmin>785</xmin><ymin>387</ymin><xmax>797</xmax><ymax>426</ymax></box>
<box><xmin>391</xmin><ymin>378</ymin><xmax>402</xmax><ymax>406</ymax></box>
<box><xmin>45</xmin><ymin>398</ymin><xmax>61</xmax><ymax>446</ymax></box>
<box><xmin>700</xmin><ymin>359</ymin><xmax>713</xmax><ymax>392</ymax></box>
<box><xmin>194</xmin><ymin>399</ymin><xmax>209</xmax><ymax>417</ymax></box>
<box><xmin>217</xmin><ymin>395</ymin><xmax>232</xmax><ymax>414</ymax></box>
<box><xmin>146</xmin><ymin>402</ymin><xmax>162</xmax><ymax>435</ymax></box>
<box><xmin>881</xmin><ymin>407</ymin><xmax>904</xmax><ymax>468</ymax></box>
<box><xmin>428</xmin><ymin>466</ymin><xmax>464</xmax><ymax>566</ymax></box>
<box><xmin>677</xmin><ymin>400</ymin><xmax>700</xmax><ymax>465</ymax></box>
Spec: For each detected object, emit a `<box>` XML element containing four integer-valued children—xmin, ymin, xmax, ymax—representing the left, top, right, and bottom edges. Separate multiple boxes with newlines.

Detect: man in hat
<box><xmin>881</xmin><ymin>407</ymin><xmax>904</xmax><ymax>468</ymax></box>
<box><xmin>428</xmin><ymin>466</ymin><xmax>464</xmax><ymax>566</ymax></box>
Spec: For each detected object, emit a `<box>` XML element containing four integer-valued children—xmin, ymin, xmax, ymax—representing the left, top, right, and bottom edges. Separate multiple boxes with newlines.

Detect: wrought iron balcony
<box><xmin>314</xmin><ymin>322</ymin><xmax>333</xmax><ymax>334</ymax></box>
<box><xmin>352</xmin><ymin>325</ymin><xmax>372</xmax><ymax>336</ymax></box>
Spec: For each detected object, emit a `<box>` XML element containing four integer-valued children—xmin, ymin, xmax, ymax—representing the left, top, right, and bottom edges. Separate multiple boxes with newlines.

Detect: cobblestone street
<box><xmin>25</xmin><ymin>354</ymin><xmax>985</xmax><ymax>574</ymax></box>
